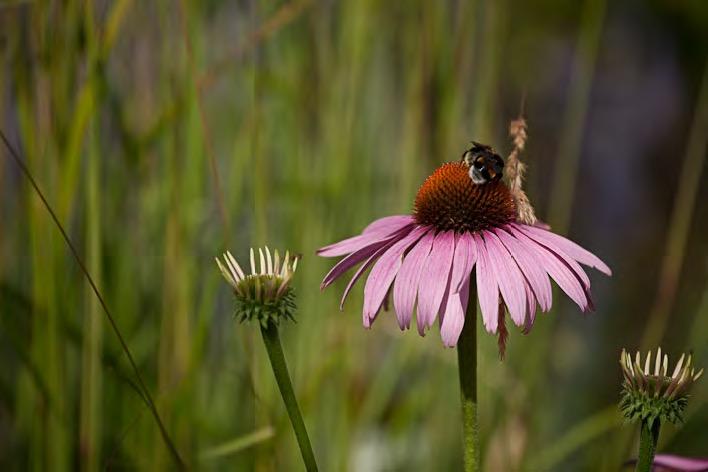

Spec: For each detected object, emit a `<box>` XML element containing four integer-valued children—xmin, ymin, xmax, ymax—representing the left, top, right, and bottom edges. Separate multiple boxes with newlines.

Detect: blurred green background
<box><xmin>1</xmin><ymin>0</ymin><xmax>707</xmax><ymax>470</ymax></box>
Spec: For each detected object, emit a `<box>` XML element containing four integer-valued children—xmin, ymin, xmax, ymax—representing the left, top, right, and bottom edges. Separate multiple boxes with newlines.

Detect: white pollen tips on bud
<box><xmin>265</xmin><ymin>246</ymin><xmax>273</xmax><ymax>274</ymax></box>
<box><xmin>226</xmin><ymin>251</ymin><xmax>246</xmax><ymax>280</ymax></box>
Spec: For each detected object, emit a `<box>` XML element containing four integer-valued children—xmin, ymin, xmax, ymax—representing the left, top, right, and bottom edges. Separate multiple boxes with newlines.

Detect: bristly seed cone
<box><xmin>414</xmin><ymin>161</ymin><xmax>517</xmax><ymax>233</ymax></box>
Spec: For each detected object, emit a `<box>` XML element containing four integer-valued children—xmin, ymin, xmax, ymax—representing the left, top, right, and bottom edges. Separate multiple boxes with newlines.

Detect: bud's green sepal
<box><xmin>234</xmin><ymin>286</ymin><xmax>296</xmax><ymax>327</ymax></box>
<box><xmin>620</xmin><ymin>384</ymin><xmax>688</xmax><ymax>428</ymax></box>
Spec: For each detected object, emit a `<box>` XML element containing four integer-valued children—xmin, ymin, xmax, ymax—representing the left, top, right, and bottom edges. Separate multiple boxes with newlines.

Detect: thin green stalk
<box><xmin>635</xmin><ymin>420</ymin><xmax>660</xmax><ymax>472</ymax></box>
<box><xmin>0</xmin><ymin>131</ymin><xmax>186</xmax><ymax>470</ymax></box>
<box><xmin>260</xmin><ymin>323</ymin><xmax>318</xmax><ymax>472</ymax></box>
<box><xmin>457</xmin><ymin>280</ymin><xmax>479</xmax><ymax>472</ymax></box>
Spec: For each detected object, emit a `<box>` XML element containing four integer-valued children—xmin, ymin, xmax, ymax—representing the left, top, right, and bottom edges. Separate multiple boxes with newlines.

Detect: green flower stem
<box><xmin>260</xmin><ymin>323</ymin><xmax>318</xmax><ymax>472</ymax></box>
<box><xmin>457</xmin><ymin>279</ymin><xmax>479</xmax><ymax>472</ymax></box>
<box><xmin>636</xmin><ymin>419</ymin><xmax>660</xmax><ymax>472</ymax></box>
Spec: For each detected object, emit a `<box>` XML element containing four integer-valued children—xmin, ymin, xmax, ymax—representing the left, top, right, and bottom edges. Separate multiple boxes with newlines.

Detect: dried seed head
<box><xmin>505</xmin><ymin>118</ymin><xmax>537</xmax><ymax>226</ymax></box>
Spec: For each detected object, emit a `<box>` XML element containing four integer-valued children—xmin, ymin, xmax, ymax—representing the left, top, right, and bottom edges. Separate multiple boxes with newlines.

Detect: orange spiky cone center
<box><xmin>413</xmin><ymin>162</ymin><xmax>517</xmax><ymax>233</ymax></box>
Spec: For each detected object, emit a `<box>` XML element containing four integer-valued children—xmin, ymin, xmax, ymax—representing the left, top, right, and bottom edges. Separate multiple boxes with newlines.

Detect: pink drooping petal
<box><xmin>437</xmin><ymin>233</ymin><xmax>476</xmax><ymax>344</ymax></box>
<box><xmin>416</xmin><ymin>231</ymin><xmax>455</xmax><ymax>335</ymax></box>
<box><xmin>482</xmin><ymin>230</ymin><xmax>527</xmax><ymax>327</ymax></box>
<box><xmin>459</xmin><ymin>275</ymin><xmax>471</xmax><ymax>308</ymax></box>
<box><xmin>363</xmin><ymin>226</ymin><xmax>428</xmax><ymax>327</ymax></box>
<box><xmin>339</xmin><ymin>241</ymin><xmax>396</xmax><ymax>310</ymax></box>
<box><xmin>440</xmin><ymin>292</ymin><xmax>466</xmax><ymax>347</ymax></box>
<box><xmin>321</xmin><ymin>236</ymin><xmax>396</xmax><ymax>289</ymax></box>
<box><xmin>393</xmin><ymin>231</ymin><xmax>434</xmax><ymax>330</ymax></box>
<box><xmin>363</xmin><ymin>215</ymin><xmax>415</xmax><ymax>236</ymax></box>
<box><xmin>533</xmin><ymin>221</ymin><xmax>552</xmax><ymax>231</ymax></box>
<box><xmin>650</xmin><ymin>454</ymin><xmax>708</xmax><ymax>472</ymax></box>
<box><xmin>513</xmin><ymin>226</ymin><xmax>596</xmax><ymax>312</ymax></box>
<box><xmin>494</xmin><ymin>227</ymin><xmax>552</xmax><ymax>312</ymax></box>
<box><xmin>450</xmin><ymin>232</ymin><xmax>477</xmax><ymax>293</ymax></box>
<box><xmin>518</xmin><ymin>227</ymin><xmax>591</xmax><ymax>289</ymax></box>
<box><xmin>473</xmin><ymin>233</ymin><xmax>500</xmax><ymax>333</ymax></box>
<box><xmin>517</xmin><ymin>224</ymin><xmax>612</xmax><ymax>275</ymax></box>
<box><xmin>522</xmin><ymin>282</ymin><xmax>537</xmax><ymax>334</ymax></box>
<box><xmin>317</xmin><ymin>223</ymin><xmax>414</xmax><ymax>257</ymax></box>
<box><xmin>509</xmin><ymin>226</ymin><xmax>590</xmax><ymax>311</ymax></box>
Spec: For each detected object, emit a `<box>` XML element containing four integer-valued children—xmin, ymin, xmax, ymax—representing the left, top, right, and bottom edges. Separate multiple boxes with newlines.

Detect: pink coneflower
<box><xmin>318</xmin><ymin>139</ymin><xmax>611</xmax><ymax>349</ymax></box>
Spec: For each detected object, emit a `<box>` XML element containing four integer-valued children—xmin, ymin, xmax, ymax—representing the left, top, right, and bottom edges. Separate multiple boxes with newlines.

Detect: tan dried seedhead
<box><xmin>505</xmin><ymin>117</ymin><xmax>537</xmax><ymax>226</ymax></box>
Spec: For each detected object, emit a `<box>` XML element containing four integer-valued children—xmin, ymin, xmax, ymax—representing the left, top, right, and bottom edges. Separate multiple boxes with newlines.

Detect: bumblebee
<box><xmin>462</xmin><ymin>142</ymin><xmax>504</xmax><ymax>185</ymax></box>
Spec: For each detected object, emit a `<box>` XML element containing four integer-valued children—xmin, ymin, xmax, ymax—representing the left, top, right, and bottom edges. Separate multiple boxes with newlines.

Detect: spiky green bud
<box><xmin>619</xmin><ymin>348</ymin><xmax>703</xmax><ymax>428</ymax></box>
<box><xmin>216</xmin><ymin>247</ymin><xmax>300</xmax><ymax>327</ymax></box>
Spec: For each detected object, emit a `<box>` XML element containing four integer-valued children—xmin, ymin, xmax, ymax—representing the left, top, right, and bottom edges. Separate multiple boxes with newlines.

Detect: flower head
<box><xmin>620</xmin><ymin>348</ymin><xmax>703</xmax><ymax>427</ymax></box>
<box><xmin>317</xmin><ymin>128</ymin><xmax>611</xmax><ymax>350</ymax></box>
<box><xmin>216</xmin><ymin>247</ymin><xmax>299</xmax><ymax>327</ymax></box>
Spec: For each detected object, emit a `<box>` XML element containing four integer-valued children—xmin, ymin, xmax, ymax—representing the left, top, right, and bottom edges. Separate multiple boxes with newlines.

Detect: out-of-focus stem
<box><xmin>548</xmin><ymin>0</ymin><xmax>606</xmax><ymax>232</ymax></box>
<box><xmin>641</xmin><ymin>62</ymin><xmax>708</xmax><ymax>350</ymax></box>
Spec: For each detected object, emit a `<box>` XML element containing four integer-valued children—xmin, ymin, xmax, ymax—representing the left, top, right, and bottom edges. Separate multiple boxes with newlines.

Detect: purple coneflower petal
<box><xmin>321</xmin><ymin>237</ymin><xmax>393</xmax><ymax>289</ymax></box>
<box><xmin>522</xmin><ymin>283</ymin><xmax>537</xmax><ymax>334</ymax></box>
<box><xmin>473</xmin><ymin>233</ymin><xmax>500</xmax><ymax>333</ymax></box>
<box><xmin>437</xmin><ymin>233</ymin><xmax>476</xmax><ymax>345</ymax></box>
<box><xmin>494</xmin><ymin>227</ymin><xmax>552</xmax><ymax>312</ymax></box>
<box><xmin>339</xmin><ymin>240</ymin><xmax>397</xmax><ymax>310</ymax></box>
<box><xmin>516</xmin><ymin>226</ymin><xmax>596</xmax><ymax>312</ymax></box>
<box><xmin>363</xmin><ymin>226</ymin><xmax>428</xmax><ymax>327</ymax></box>
<box><xmin>651</xmin><ymin>454</ymin><xmax>708</xmax><ymax>472</ymax></box>
<box><xmin>518</xmin><ymin>226</ymin><xmax>592</xmax><ymax>289</ymax></box>
<box><xmin>482</xmin><ymin>231</ymin><xmax>527</xmax><ymax>327</ymax></box>
<box><xmin>450</xmin><ymin>232</ymin><xmax>477</xmax><ymax>292</ymax></box>
<box><xmin>459</xmin><ymin>276</ymin><xmax>471</xmax><ymax>308</ymax></box>
<box><xmin>509</xmin><ymin>226</ymin><xmax>590</xmax><ymax>311</ymax></box>
<box><xmin>440</xmin><ymin>292</ymin><xmax>466</xmax><ymax>347</ymax></box>
<box><xmin>518</xmin><ymin>224</ymin><xmax>611</xmax><ymax>275</ymax></box>
<box><xmin>393</xmin><ymin>230</ymin><xmax>435</xmax><ymax>330</ymax></box>
<box><xmin>363</xmin><ymin>215</ymin><xmax>415</xmax><ymax>236</ymax></box>
<box><xmin>416</xmin><ymin>231</ymin><xmax>456</xmax><ymax>335</ymax></box>
<box><xmin>318</xmin><ymin>224</ymin><xmax>414</xmax><ymax>257</ymax></box>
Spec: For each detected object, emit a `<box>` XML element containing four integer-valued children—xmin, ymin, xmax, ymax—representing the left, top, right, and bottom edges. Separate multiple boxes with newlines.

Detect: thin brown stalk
<box><xmin>0</xmin><ymin>130</ymin><xmax>186</xmax><ymax>470</ymax></box>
